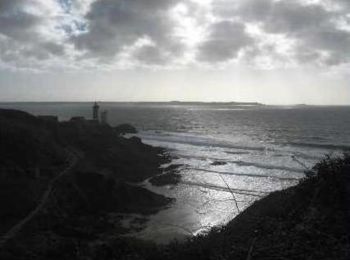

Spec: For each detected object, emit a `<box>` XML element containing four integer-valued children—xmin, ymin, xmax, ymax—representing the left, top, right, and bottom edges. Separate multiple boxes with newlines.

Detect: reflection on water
<box><xmin>127</xmin><ymin>131</ymin><xmax>345</xmax><ymax>243</ymax></box>
<box><xmin>127</xmin><ymin>133</ymin><xmax>309</xmax><ymax>243</ymax></box>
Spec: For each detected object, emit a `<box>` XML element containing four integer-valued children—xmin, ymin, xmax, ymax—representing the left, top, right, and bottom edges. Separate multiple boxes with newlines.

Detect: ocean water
<box><xmin>1</xmin><ymin>102</ymin><xmax>350</xmax><ymax>243</ymax></box>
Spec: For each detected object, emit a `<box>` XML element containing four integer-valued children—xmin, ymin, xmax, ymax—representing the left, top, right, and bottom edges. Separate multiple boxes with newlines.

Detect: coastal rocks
<box><xmin>149</xmin><ymin>164</ymin><xmax>183</xmax><ymax>186</ymax></box>
<box><xmin>211</xmin><ymin>160</ymin><xmax>227</xmax><ymax>166</ymax></box>
<box><xmin>114</xmin><ymin>124</ymin><xmax>137</xmax><ymax>135</ymax></box>
<box><xmin>149</xmin><ymin>172</ymin><xmax>181</xmax><ymax>186</ymax></box>
<box><xmin>50</xmin><ymin>170</ymin><xmax>174</xmax><ymax>218</ymax></box>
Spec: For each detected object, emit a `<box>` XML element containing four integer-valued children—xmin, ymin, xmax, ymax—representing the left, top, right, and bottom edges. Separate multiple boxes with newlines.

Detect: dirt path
<box><xmin>0</xmin><ymin>147</ymin><xmax>82</xmax><ymax>247</ymax></box>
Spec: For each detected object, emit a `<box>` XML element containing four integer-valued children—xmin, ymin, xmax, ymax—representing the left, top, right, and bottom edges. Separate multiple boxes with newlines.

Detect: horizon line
<box><xmin>0</xmin><ymin>101</ymin><xmax>349</xmax><ymax>106</ymax></box>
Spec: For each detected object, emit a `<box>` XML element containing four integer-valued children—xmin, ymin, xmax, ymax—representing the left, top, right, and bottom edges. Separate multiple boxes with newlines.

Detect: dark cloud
<box><xmin>0</xmin><ymin>0</ymin><xmax>22</xmax><ymax>10</ymax></box>
<box><xmin>213</xmin><ymin>0</ymin><xmax>350</xmax><ymax>66</ymax></box>
<box><xmin>197</xmin><ymin>21</ymin><xmax>254</xmax><ymax>62</ymax></box>
<box><xmin>0</xmin><ymin>0</ymin><xmax>42</xmax><ymax>41</ymax></box>
<box><xmin>0</xmin><ymin>0</ymin><xmax>66</xmax><ymax>67</ymax></box>
<box><xmin>337</xmin><ymin>0</ymin><xmax>350</xmax><ymax>9</ymax></box>
<box><xmin>134</xmin><ymin>45</ymin><xmax>169</xmax><ymax>65</ymax></box>
<box><xmin>72</xmin><ymin>0</ymin><xmax>181</xmax><ymax>61</ymax></box>
<box><xmin>0</xmin><ymin>0</ymin><xmax>349</xmax><ymax>69</ymax></box>
<box><xmin>262</xmin><ymin>2</ymin><xmax>330</xmax><ymax>34</ymax></box>
<box><xmin>264</xmin><ymin>1</ymin><xmax>350</xmax><ymax>65</ymax></box>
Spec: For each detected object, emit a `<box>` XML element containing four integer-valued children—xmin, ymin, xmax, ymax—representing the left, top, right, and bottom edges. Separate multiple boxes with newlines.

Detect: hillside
<box><xmin>23</xmin><ymin>155</ymin><xmax>347</xmax><ymax>260</ymax></box>
<box><xmin>0</xmin><ymin>109</ymin><xmax>173</xmax><ymax>259</ymax></box>
<box><xmin>156</xmin><ymin>155</ymin><xmax>350</xmax><ymax>260</ymax></box>
<box><xmin>0</xmin><ymin>109</ymin><xmax>67</xmax><ymax>233</ymax></box>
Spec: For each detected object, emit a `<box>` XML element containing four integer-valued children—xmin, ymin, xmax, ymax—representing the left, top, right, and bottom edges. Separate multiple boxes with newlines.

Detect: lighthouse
<box><xmin>93</xmin><ymin>102</ymin><xmax>100</xmax><ymax>122</ymax></box>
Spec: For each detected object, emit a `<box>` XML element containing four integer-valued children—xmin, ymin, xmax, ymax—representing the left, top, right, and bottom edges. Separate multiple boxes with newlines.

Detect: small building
<box><xmin>93</xmin><ymin>102</ymin><xmax>100</xmax><ymax>122</ymax></box>
<box><xmin>101</xmin><ymin>110</ymin><xmax>108</xmax><ymax>125</ymax></box>
<box><xmin>70</xmin><ymin>116</ymin><xmax>86</xmax><ymax>122</ymax></box>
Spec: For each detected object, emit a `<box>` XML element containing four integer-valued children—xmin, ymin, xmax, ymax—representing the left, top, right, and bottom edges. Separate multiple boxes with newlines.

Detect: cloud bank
<box><xmin>0</xmin><ymin>0</ymin><xmax>349</xmax><ymax>71</ymax></box>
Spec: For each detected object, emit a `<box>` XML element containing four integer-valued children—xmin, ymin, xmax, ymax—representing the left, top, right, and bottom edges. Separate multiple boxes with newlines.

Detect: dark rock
<box><xmin>149</xmin><ymin>172</ymin><xmax>181</xmax><ymax>186</ymax></box>
<box><xmin>114</xmin><ymin>124</ymin><xmax>137</xmax><ymax>134</ymax></box>
<box><xmin>130</xmin><ymin>136</ymin><xmax>142</xmax><ymax>144</ymax></box>
<box><xmin>211</xmin><ymin>161</ymin><xmax>227</xmax><ymax>166</ymax></box>
<box><xmin>149</xmin><ymin>164</ymin><xmax>183</xmax><ymax>186</ymax></box>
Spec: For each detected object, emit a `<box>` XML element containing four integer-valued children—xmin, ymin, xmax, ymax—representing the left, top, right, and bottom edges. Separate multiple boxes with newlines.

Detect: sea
<box><xmin>1</xmin><ymin>102</ymin><xmax>350</xmax><ymax>243</ymax></box>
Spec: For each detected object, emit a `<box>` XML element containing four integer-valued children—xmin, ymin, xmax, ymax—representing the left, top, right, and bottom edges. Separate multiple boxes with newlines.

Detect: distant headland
<box><xmin>0</xmin><ymin>101</ymin><xmax>264</xmax><ymax>106</ymax></box>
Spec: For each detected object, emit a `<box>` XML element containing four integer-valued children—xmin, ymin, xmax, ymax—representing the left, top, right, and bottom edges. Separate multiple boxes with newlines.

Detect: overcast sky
<box><xmin>0</xmin><ymin>0</ymin><xmax>349</xmax><ymax>104</ymax></box>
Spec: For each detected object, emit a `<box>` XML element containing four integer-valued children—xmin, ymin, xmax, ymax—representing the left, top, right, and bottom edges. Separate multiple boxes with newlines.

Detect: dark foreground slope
<box><xmin>0</xmin><ymin>109</ymin><xmax>173</xmax><ymax>259</ymax></box>
<box><xmin>156</xmin><ymin>155</ymin><xmax>350</xmax><ymax>260</ymax></box>
<box><xmin>39</xmin><ymin>155</ymin><xmax>348</xmax><ymax>260</ymax></box>
<box><xmin>0</xmin><ymin>109</ymin><xmax>67</xmax><ymax>233</ymax></box>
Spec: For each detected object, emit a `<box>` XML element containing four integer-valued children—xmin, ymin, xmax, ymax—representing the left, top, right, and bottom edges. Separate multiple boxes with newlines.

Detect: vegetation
<box><xmin>0</xmin><ymin>109</ymin><xmax>66</xmax><ymax>233</ymax></box>
<box><xmin>114</xmin><ymin>123</ymin><xmax>138</xmax><ymax>135</ymax></box>
<box><xmin>0</xmin><ymin>109</ymin><xmax>173</xmax><ymax>259</ymax></box>
<box><xmin>156</xmin><ymin>154</ymin><xmax>350</xmax><ymax>260</ymax></box>
<box><xmin>21</xmin><ymin>154</ymin><xmax>346</xmax><ymax>260</ymax></box>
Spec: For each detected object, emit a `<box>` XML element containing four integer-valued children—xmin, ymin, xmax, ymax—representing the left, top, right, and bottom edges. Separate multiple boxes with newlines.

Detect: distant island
<box><xmin>167</xmin><ymin>101</ymin><xmax>263</xmax><ymax>106</ymax></box>
<box><xmin>0</xmin><ymin>101</ymin><xmax>264</xmax><ymax>106</ymax></box>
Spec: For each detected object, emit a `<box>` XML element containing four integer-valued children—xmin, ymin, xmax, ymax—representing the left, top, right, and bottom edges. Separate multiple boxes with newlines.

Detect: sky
<box><xmin>0</xmin><ymin>0</ymin><xmax>349</xmax><ymax>105</ymax></box>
